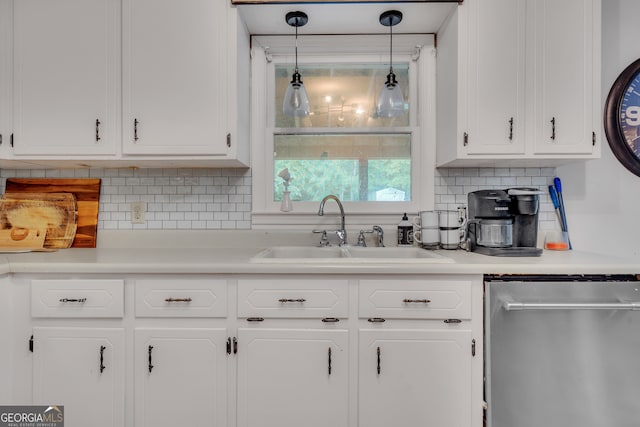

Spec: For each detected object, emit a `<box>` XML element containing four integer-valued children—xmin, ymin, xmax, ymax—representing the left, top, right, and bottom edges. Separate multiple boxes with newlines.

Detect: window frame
<box><xmin>251</xmin><ymin>35</ymin><xmax>436</xmax><ymax>229</ymax></box>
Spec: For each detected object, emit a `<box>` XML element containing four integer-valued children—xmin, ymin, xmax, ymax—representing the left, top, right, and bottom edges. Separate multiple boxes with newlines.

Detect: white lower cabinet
<box><xmin>32</xmin><ymin>327</ymin><xmax>125</xmax><ymax>427</ymax></box>
<box><xmin>236</xmin><ymin>328</ymin><xmax>349</xmax><ymax>427</ymax></box>
<box><xmin>17</xmin><ymin>273</ymin><xmax>481</xmax><ymax>427</ymax></box>
<box><xmin>359</xmin><ymin>329</ymin><xmax>473</xmax><ymax>427</ymax></box>
<box><xmin>134</xmin><ymin>328</ymin><xmax>228</xmax><ymax>427</ymax></box>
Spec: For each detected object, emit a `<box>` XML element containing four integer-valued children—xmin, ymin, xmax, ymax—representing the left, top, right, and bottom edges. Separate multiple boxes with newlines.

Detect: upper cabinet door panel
<box><xmin>122</xmin><ymin>0</ymin><xmax>228</xmax><ymax>155</ymax></box>
<box><xmin>466</xmin><ymin>0</ymin><xmax>526</xmax><ymax>154</ymax></box>
<box><xmin>13</xmin><ymin>0</ymin><xmax>118</xmax><ymax>155</ymax></box>
<box><xmin>533</xmin><ymin>0</ymin><xmax>595</xmax><ymax>154</ymax></box>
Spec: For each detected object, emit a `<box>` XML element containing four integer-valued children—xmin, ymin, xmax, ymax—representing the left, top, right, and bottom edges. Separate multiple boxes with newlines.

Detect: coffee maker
<box><xmin>465</xmin><ymin>188</ymin><xmax>543</xmax><ymax>257</ymax></box>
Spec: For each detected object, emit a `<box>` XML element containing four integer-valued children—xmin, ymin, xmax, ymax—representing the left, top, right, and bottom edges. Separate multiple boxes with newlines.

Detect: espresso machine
<box><xmin>465</xmin><ymin>188</ymin><xmax>543</xmax><ymax>257</ymax></box>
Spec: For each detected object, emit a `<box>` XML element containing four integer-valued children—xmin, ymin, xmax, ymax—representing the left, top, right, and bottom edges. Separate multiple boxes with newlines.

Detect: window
<box><xmin>251</xmin><ymin>35</ymin><xmax>436</xmax><ymax>227</ymax></box>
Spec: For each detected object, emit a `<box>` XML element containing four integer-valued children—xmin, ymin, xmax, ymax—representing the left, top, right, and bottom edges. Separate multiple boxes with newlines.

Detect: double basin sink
<box><xmin>251</xmin><ymin>246</ymin><xmax>453</xmax><ymax>263</ymax></box>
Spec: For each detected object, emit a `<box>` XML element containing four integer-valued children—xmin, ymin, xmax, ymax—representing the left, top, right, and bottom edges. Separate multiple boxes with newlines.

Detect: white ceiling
<box><xmin>235</xmin><ymin>2</ymin><xmax>458</xmax><ymax>35</ymax></box>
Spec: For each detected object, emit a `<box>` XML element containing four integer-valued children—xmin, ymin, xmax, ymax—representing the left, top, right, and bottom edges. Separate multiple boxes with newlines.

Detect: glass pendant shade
<box><xmin>377</xmin><ymin>71</ymin><xmax>405</xmax><ymax>117</ymax></box>
<box><xmin>377</xmin><ymin>10</ymin><xmax>405</xmax><ymax>118</ymax></box>
<box><xmin>283</xmin><ymin>70</ymin><xmax>310</xmax><ymax>117</ymax></box>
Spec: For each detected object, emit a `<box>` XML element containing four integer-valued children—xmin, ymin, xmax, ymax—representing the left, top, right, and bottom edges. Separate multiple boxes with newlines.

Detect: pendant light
<box><xmin>283</xmin><ymin>11</ymin><xmax>310</xmax><ymax>117</ymax></box>
<box><xmin>377</xmin><ymin>10</ymin><xmax>405</xmax><ymax>118</ymax></box>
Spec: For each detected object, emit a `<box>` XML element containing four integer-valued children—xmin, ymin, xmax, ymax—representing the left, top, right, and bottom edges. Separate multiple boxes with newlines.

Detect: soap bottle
<box><xmin>397</xmin><ymin>213</ymin><xmax>413</xmax><ymax>246</ymax></box>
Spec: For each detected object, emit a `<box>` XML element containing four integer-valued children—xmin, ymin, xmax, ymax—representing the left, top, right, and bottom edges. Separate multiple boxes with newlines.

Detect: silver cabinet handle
<box><xmin>503</xmin><ymin>301</ymin><xmax>640</xmax><ymax>311</ymax></box>
<box><xmin>278</xmin><ymin>298</ymin><xmax>306</xmax><ymax>303</ymax></box>
<box><xmin>164</xmin><ymin>298</ymin><xmax>192</xmax><ymax>303</ymax></box>
<box><xmin>59</xmin><ymin>298</ymin><xmax>87</xmax><ymax>303</ymax></box>
<box><xmin>402</xmin><ymin>299</ymin><xmax>431</xmax><ymax>304</ymax></box>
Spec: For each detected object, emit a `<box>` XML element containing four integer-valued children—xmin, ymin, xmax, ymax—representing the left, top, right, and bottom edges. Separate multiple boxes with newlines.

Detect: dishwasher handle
<box><xmin>503</xmin><ymin>301</ymin><xmax>640</xmax><ymax>311</ymax></box>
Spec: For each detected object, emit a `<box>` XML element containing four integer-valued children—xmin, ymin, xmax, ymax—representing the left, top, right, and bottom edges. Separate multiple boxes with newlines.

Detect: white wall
<box><xmin>556</xmin><ymin>0</ymin><xmax>640</xmax><ymax>258</ymax></box>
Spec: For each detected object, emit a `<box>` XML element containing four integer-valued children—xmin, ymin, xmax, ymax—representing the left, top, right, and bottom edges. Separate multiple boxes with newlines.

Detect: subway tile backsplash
<box><xmin>0</xmin><ymin>168</ymin><xmax>252</xmax><ymax>230</ymax></box>
<box><xmin>0</xmin><ymin>166</ymin><xmax>558</xmax><ymax>231</ymax></box>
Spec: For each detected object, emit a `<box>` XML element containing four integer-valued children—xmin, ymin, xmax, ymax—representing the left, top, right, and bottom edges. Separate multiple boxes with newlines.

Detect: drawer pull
<box><xmin>99</xmin><ymin>345</ymin><xmax>106</xmax><ymax>374</ymax></box>
<box><xmin>278</xmin><ymin>298</ymin><xmax>306</xmax><ymax>303</ymax></box>
<box><xmin>402</xmin><ymin>299</ymin><xmax>431</xmax><ymax>304</ymax></box>
<box><xmin>367</xmin><ymin>318</ymin><xmax>386</xmax><ymax>323</ymax></box>
<box><xmin>247</xmin><ymin>317</ymin><xmax>265</xmax><ymax>322</ymax></box>
<box><xmin>59</xmin><ymin>298</ymin><xmax>87</xmax><ymax>303</ymax></box>
<box><xmin>321</xmin><ymin>317</ymin><xmax>340</xmax><ymax>323</ymax></box>
<box><xmin>164</xmin><ymin>297</ymin><xmax>193</xmax><ymax>303</ymax></box>
<box><xmin>444</xmin><ymin>319</ymin><xmax>462</xmax><ymax>324</ymax></box>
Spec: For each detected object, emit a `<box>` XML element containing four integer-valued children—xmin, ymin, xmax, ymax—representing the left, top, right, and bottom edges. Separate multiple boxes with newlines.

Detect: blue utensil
<box><xmin>548</xmin><ymin>185</ymin><xmax>566</xmax><ymax>231</ymax></box>
<box><xmin>553</xmin><ymin>177</ymin><xmax>572</xmax><ymax>249</ymax></box>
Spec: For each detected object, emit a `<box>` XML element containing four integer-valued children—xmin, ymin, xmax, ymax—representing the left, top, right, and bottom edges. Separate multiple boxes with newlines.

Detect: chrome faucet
<box><xmin>318</xmin><ymin>195</ymin><xmax>346</xmax><ymax>245</ymax></box>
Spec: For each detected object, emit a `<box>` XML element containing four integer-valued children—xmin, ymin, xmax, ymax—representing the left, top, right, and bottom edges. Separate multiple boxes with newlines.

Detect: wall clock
<box><xmin>604</xmin><ymin>58</ymin><xmax>640</xmax><ymax>177</ymax></box>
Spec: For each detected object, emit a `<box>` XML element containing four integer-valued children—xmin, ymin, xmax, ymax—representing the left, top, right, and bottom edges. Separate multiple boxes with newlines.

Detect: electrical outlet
<box><xmin>131</xmin><ymin>202</ymin><xmax>145</xmax><ymax>224</ymax></box>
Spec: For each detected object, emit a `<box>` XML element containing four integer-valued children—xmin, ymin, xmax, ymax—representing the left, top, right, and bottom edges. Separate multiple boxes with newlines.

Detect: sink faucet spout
<box><xmin>318</xmin><ymin>195</ymin><xmax>347</xmax><ymax>245</ymax></box>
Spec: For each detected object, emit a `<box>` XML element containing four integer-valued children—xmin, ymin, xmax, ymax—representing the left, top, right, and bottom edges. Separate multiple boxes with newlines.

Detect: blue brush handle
<box><xmin>553</xmin><ymin>177</ymin><xmax>562</xmax><ymax>194</ymax></box>
<box><xmin>548</xmin><ymin>186</ymin><xmax>560</xmax><ymax>209</ymax></box>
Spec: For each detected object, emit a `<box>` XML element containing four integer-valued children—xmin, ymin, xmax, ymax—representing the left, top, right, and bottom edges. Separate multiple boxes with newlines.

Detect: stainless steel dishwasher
<box><xmin>485</xmin><ymin>274</ymin><xmax>640</xmax><ymax>427</ymax></box>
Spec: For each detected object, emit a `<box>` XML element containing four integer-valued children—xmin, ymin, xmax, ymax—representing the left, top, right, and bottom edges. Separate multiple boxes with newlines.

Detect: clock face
<box><xmin>604</xmin><ymin>58</ymin><xmax>640</xmax><ymax>177</ymax></box>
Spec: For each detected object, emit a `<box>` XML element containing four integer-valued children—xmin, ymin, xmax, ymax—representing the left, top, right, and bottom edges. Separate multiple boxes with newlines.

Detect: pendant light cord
<box><xmin>294</xmin><ymin>20</ymin><xmax>299</xmax><ymax>73</ymax></box>
<box><xmin>389</xmin><ymin>22</ymin><xmax>393</xmax><ymax>75</ymax></box>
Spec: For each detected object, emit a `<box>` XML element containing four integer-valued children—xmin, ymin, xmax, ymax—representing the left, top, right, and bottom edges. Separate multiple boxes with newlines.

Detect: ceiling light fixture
<box><xmin>377</xmin><ymin>10</ymin><xmax>405</xmax><ymax>118</ymax></box>
<box><xmin>283</xmin><ymin>11</ymin><xmax>310</xmax><ymax>117</ymax></box>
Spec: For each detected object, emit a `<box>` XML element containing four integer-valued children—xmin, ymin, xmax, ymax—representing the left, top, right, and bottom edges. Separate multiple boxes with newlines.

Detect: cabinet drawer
<box><xmin>359</xmin><ymin>279</ymin><xmax>472</xmax><ymax>320</ymax></box>
<box><xmin>31</xmin><ymin>279</ymin><xmax>124</xmax><ymax>318</ymax></box>
<box><xmin>237</xmin><ymin>279</ymin><xmax>349</xmax><ymax>318</ymax></box>
<box><xmin>135</xmin><ymin>279</ymin><xmax>227</xmax><ymax>318</ymax></box>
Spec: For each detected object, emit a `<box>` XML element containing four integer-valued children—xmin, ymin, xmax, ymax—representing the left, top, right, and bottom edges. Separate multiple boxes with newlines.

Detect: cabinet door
<box><xmin>532</xmin><ymin>0</ymin><xmax>596</xmax><ymax>154</ymax></box>
<box><xmin>122</xmin><ymin>0</ymin><xmax>228</xmax><ymax>155</ymax></box>
<box><xmin>32</xmin><ymin>327</ymin><xmax>124</xmax><ymax>427</ymax></box>
<box><xmin>0</xmin><ymin>0</ymin><xmax>10</xmax><ymax>155</ymax></box>
<box><xmin>237</xmin><ymin>328</ymin><xmax>349</xmax><ymax>427</ymax></box>
<box><xmin>134</xmin><ymin>328</ymin><xmax>227</xmax><ymax>427</ymax></box>
<box><xmin>12</xmin><ymin>0</ymin><xmax>118</xmax><ymax>155</ymax></box>
<box><xmin>359</xmin><ymin>329</ymin><xmax>472</xmax><ymax>427</ymax></box>
<box><xmin>466</xmin><ymin>0</ymin><xmax>526</xmax><ymax>154</ymax></box>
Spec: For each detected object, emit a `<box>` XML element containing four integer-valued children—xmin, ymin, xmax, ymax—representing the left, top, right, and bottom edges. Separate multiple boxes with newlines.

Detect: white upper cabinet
<box><xmin>2</xmin><ymin>0</ymin><xmax>249</xmax><ymax>167</ymax></box>
<box><xmin>12</xmin><ymin>0</ymin><xmax>119</xmax><ymax>156</ymax></box>
<box><xmin>123</xmin><ymin>0</ymin><xmax>228</xmax><ymax>156</ymax></box>
<box><xmin>0</xmin><ymin>1</ymin><xmax>11</xmax><ymax>155</ymax></box>
<box><xmin>532</xmin><ymin>0</ymin><xmax>597</xmax><ymax>155</ymax></box>
<box><xmin>466</xmin><ymin>0</ymin><xmax>526</xmax><ymax>155</ymax></box>
<box><xmin>437</xmin><ymin>0</ymin><xmax>601</xmax><ymax>166</ymax></box>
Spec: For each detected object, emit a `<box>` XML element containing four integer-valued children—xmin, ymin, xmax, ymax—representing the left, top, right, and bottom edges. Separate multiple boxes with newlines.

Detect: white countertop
<box><xmin>0</xmin><ymin>246</ymin><xmax>637</xmax><ymax>276</ymax></box>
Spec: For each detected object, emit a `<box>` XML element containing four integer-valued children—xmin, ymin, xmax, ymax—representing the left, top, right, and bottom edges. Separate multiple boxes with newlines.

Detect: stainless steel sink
<box><xmin>251</xmin><ymin>246</ymin><xmax>453</xmax><ymax>263</ymax></box>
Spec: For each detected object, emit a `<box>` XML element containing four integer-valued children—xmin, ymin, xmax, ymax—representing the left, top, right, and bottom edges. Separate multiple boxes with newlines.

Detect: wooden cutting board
<box><xmin>0</xmin><ymin>192</ymin><xmax>78</xmax><ymax>249</ymax></box>
<box><xmin>0</xmin><ymin>228</ymin><xmax>47</xmax><ymax>250</ymax></box>
<box><xmin>4</xmin><ymin>178</ymin><xmax>101</xmax><ymax>248</ymax></box>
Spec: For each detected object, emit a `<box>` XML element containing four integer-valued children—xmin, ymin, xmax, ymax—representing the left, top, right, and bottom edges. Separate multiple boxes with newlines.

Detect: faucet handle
<box><xmin>312</xmin><ymin>229</ymin><xmax>330</xmax><ymax>246</ymax></box>
<box><xmin>357</xmin><ymin>230</ymin><xmax>370</xmax><ymax>247</ymax></box>
<box><xmin>372</xmin><ymin>225</ymin><xmax>385</xmax><ymax>247</ymax></box>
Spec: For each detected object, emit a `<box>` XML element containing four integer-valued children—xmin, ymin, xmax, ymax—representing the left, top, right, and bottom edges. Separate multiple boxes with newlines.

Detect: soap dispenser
<box><xmin>397</xmin><ymin>213</ymin><xmax>413</xmax><ymax>246</ymax></box>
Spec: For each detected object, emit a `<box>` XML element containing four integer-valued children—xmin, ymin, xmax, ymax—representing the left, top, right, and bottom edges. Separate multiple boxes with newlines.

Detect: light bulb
<box><xmin>283</xmin><ymin>71</ymin><xmax>310</xmax><ymax>117</ymax></box>
<box><xmin>377</xmin><ymin>72</ymin><xmax>405</xmax><ymax>117</ymax></box>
